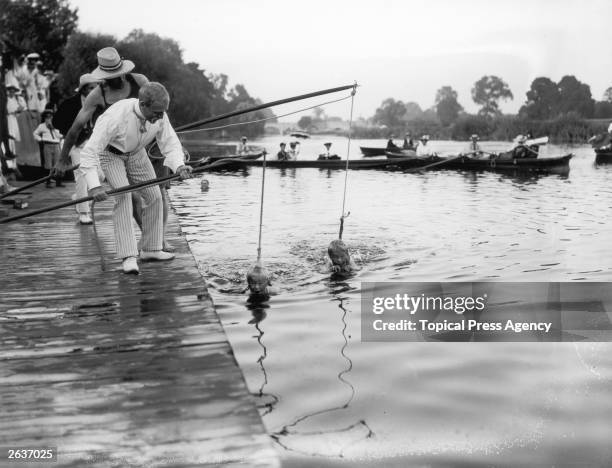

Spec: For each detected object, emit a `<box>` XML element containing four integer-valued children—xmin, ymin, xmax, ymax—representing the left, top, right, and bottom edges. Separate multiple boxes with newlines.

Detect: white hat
<box><xmin>26</xmin><ymin>52</ymin><xmax>40</xmax><ymax>60</ymax></box>
<box><xmin>90</xmin><ymin>47</ymin><xmax>135</xmax><ymax>80</ymax></box>
<box><xmin>420</xmin><ymin>134</ymin><xmax>430</xmax><ymax>141</ymax></box>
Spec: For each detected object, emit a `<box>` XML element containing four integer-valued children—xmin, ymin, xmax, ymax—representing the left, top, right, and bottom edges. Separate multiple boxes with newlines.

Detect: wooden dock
<box><xmin>0</xmin><ymin>182</ymin><xmax>279</xmax><ymax>467</ymax></box>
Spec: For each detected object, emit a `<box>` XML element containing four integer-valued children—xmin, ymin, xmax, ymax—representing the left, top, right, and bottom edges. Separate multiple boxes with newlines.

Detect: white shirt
<box><xmin>287</xmin><ymin>144</ymin><xmax>300</xmax><ymax>161</ymax></box>
<box><xmin>416</xmin><ymin>141</ymin><xmax>434</xmax><ymax>157</ymax></box>
<box><xmin>238</xmin><ymin>141</ymin><xmax>248</xmax><ymax>155</ymax></box>
<box><xmin>33</xmin><ymin>123</ymin><xmax>62</xmax><ymax>144</ymax></box>
<box><xmin>80</xmin><ymin>99</ymin><xmax>184</xmax><ymax>189</ymax></box>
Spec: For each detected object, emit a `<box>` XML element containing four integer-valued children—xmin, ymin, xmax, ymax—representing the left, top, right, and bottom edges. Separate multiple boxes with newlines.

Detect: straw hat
<box><xmin>75</xmin><ymin>73</ymin><xmax>100</xmax><ymax>93</ymax></box>
<box><xmin>90</xmin><ymin>47</ymin><xmax>135</xmax><ymax>80</ymax></box>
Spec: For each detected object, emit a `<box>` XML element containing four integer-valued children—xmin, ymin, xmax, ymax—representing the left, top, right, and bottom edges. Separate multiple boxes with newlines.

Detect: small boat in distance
<box><xmin>290</xmin><ymin>131</ymin><xmax>310</xmax><ymax>139</ymax></box>
<box><xmin>186</xmin><ymin>151</ymin><xmax>265</xmax><ymax>166</ymax></box>
<box><xmin>594</xmin><ymin>149</ymin><xmax>612</xmax><ymax>164</ymax></box>
<box><xmin>206</xmin><ymin>156</ymin><xmax>426</xmax><ymax>171</ymax></box>
<box><xmin>385</xmin><ymin>149</ymin><xmax>418</xmax><ymax>158</ymax></box>
<box><xmin>360</xmin><ymin>146</ymin><xmax>387</xmax><ymax>157</ymax></box>
<box><xmin>440</xmin><ymin>154</ymin><xmax>573</xmax><ymax>174</ymax></box>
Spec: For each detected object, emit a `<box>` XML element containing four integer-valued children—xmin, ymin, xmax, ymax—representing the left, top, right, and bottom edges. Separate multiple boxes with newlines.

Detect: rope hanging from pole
<box><xmin>247</xmin><ymin>150</ymin><xmax>271</xmax><ymax>300</ymax></box>
<box><xmin>256</xmin><ymin>151</ymin><xmax>267</xmax><ymax>261</ymax></box>
<box><xmin>338</xmin><ymin>83</ymin><xmax>357</xmax><ymax>240</ymax></box>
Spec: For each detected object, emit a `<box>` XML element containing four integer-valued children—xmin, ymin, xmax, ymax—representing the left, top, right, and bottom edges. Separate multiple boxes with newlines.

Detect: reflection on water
<box><xmin>172</xmin><ymin>138</ymin><xmax>612</xmax><ymax>466</ymax></box>
<box><xmin>269</xmin><ymin>293</ymin><xmax>374</xmax><ymax>459</ymax></box>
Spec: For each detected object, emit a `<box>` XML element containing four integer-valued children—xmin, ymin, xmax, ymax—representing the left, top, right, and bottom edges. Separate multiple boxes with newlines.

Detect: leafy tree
<box><xmin>402</xmin><ymin>101</ymin><xmax>423</xmax><ymax>121</ymax></box>
<box><xmin>313</xmin><ymin>106</ymin><xmax>326</xmax><ymax>121</ymax></box>
<box><xmin>0</xmin><ymin>0</ymin><xmax>78</xmax><ymax>69</ymax></box>
<box><xmin>519</xmin><ymin>77</ymin><xmax>560</xmax><ymax>120</ymax></box>
<box><xmin>298</xmin><ymin>115</ymin><xmax>313</xmax><ymax>130</ymax></box>
<box><xmin>373</xmin><ymin>98</ymin><xmax>406</xmax><ymax>129</ymax></box>
<box><xmin>56</xmin><ymin>31</ymin><xmax>116</xmax><ymax>97</ymax></box>
<box><xmin>118</xmin><ymin>30</ymin><xmax>217</xmax><ymax>127</ymax></box>
<box><xmin>471</xmin><ymin>75</ymin><xmax>513</xmax><ymax>118</ymax></box>
<box><xmin>603</xmin><ymin>87</ymin><xmax>612</xmax><ymax>102</ymax></box>
<box><xmin>435</xmin><ymin>86</ymin><xmax>463</xmax><ymax>126</ymax></box>
<box><xmin>594</xmin><ymin>101</ymin><xmax>612</xmax><ymax>119</ymax></box>
<box><xmin>556</xmin><ymin>75</ymin><xmax>594</xmax><ymax>118</ymax></box>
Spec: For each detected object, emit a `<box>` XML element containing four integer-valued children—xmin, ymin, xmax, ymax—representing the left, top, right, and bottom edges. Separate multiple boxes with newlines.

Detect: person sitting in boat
<box><xmin>462</xmin><ymin>134</ymin><xmax>485</xmax><ymax>158</ymax></box>
<box><xmin>288</xmin><ymin>141</ymin><xmax>300</xmax><ymax>161</ymax></box>
<box><xmin>510</xmin><ymin>134</ymin><xmax>538</xmax><ymax>159</ymax></box>
<box><xmin>238</xmin><ymin>136</ymin><xmax>249</xmax><ymax>155</ymax></box>
<box><xmin>416</xmin><ymin>135</ymin><xmax>436</xmax><ymax>157</ymax></box>
<box><xmin>402</xmin><ymin>132</ymin><xmax>415</xmax><ymax>150</ymax></box>
<box><xmin>589</xmin><ymin>123</ymin><xmax>612</xmax><ymax>150</ymax></box>
<box><xmin>386</xmin><ymin>134</ymin><xmax>399</xmax><ymax>151</ymax></box>
<box><xmin>277</xmin><ymin>142</ymin><xmax>290</xmax><ymax>161</ymax></box>
<box><xmin>524</xmin><ymin>131</ymin><xmax>539</xmax><ymax>158</ymax></box>
<box><xmin>318</xmin><ymin>142</ymin><xmax>340</xmax><ymax>160</ymax></box>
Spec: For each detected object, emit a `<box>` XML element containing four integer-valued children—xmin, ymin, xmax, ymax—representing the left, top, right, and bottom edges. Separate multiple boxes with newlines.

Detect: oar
<box><xmin>404</xmin><ymin>153</ymin><xmax>465</xmax><ymax>173</ymax></box>
<box><xmin>0</xmin><ymin>164</ymin><xmax>80</xmax><ymax>200</ymax></box>
<box><xmin>0</xmin><ymin>157</ymin><xmax>246</xmax><ymax>224</ymax></box>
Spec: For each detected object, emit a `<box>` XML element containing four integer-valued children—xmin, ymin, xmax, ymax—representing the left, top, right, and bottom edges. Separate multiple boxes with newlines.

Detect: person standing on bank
<box><xmin>53</xmin><ymin>73</ymin><xmax>101</xmax><ymax>224</ymax></box>
<box><xmin>33</xmin><ymin>109</ymin><xmax>63</xmax><ymax>187</ymax></box>
<box><xmin>82</xmin><ymin>82</ymin><xmax>193</xmax><ymax>275</ymax></box>
<box><xmin>53</xmin><ymin>47</ymin><xmax>149</xmax><ymax>175</ymax></box>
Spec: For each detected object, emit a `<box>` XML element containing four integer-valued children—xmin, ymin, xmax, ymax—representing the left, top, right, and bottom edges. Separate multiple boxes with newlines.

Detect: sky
<box><xmin>69</xmin><ymin>0</ymin><xmax>612</xmax><ymax>122</ymax></box>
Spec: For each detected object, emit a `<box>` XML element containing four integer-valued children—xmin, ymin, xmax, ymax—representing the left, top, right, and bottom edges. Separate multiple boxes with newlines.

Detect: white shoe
<box><xmin>140</xmin><ymin>250</ymin><xmax>175</xmax><ymax>261</ymax></box>
<box><xmin>122</xmin><ymin>257</ymin><xmax>139</xmax><ymax>274</ymax></box>
<box><xmin>79</xmin><ymin>213</ymin><xmax>93</xmax><ymax>225</ymax></box>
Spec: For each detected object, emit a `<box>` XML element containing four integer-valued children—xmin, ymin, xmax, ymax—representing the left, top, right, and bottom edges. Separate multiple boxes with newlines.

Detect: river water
<box><xmin>171</xmin><ymin>136</ymin><xmax>612</xmax><ymax>467</ymax></box>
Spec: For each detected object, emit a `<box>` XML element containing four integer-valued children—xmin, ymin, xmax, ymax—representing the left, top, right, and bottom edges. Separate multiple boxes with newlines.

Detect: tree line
<box><xmin>365</xmin><ymin>74</ymin><xmax>611</xmax><ymax>142</ymax></box>
<box><xmin>0</xmin><ymin>0</ymin><xmax>273</xmax><ymax>140</ymax></box>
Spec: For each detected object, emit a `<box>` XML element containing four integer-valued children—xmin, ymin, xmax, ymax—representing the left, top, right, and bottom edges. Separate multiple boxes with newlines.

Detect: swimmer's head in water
<box><xmin>328</xmin><ymin>239</ymin><xmax>353</xmax><ymax>274</ymax></box>
<box><xmin>247</xmin><ymin>262</ymin><xmax>271</xmax><ymax>299</ymax></box>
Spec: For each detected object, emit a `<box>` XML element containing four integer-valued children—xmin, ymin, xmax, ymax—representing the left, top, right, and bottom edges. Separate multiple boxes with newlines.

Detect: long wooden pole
<box><xmin>0</xmin><ymin>158</ymin><xmax>237</xmax><ymax>224</ymax></box>
<box><xmin>0</xmin><ymin>165</ymin><xmax>80</xmax><ymax>200</ymax></box>
<box><xmin>176</xmin><ymin>84</ymin><xmax>356</xmax><ymax>132</ymax></box>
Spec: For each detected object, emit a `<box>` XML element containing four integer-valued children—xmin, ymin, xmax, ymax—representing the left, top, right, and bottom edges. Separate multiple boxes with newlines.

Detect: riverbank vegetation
<box><xmin>363</xmin><ymin>74</ymin><xmax>611</xmax><ymax>143</ymax></box>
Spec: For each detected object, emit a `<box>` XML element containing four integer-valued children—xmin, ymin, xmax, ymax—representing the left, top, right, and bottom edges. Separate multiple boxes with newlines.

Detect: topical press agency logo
<box><xmin>360</xmin><ymin>282</ymin><xmax>612</xmax><ymax>342</ymax></box>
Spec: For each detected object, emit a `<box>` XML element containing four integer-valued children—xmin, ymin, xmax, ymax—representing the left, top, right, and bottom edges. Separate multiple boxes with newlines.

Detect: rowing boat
<box><xmin>360</xmin><ymin>146</ymin><xmax>387</xmax><ymax>157</ymax></box>
<box><xmin>439</xmin><ymin>154</ymin><xmax>573</xmax><ymax>173</ymax></box>
<box><xmin>385</xmin><ymin>150</ymin><xmax>418</xmax><ymax>158</ymax></box>
<box><xmin>207</xmin><ymin>156</ymin><xmax>427</xmax><ymax>170</ymax></box>
<box><xmin>594</xmin><ymin>149</ymin><xmax>612</xmax><ymax>164</ymax></box>
<box><xmin>187</xmin><ymin>151</ymin><xmax>264</xmax><ymax>166</ymax></box>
